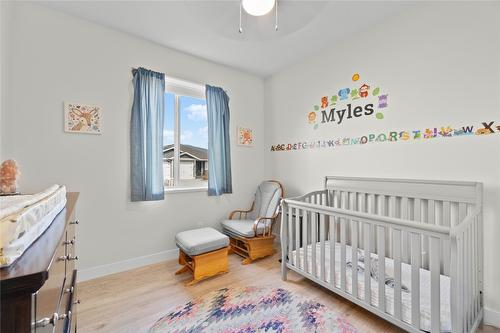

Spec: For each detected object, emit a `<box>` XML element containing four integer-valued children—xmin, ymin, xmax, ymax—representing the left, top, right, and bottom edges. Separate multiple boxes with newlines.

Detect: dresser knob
<box><xmin>33</xmin><ymin>312</ymin><xmax>68</xmax><ymax>328</ymax></box>
<box><xmin>58</xmin><ymin>254</ymin><xmax>78</xmax><ymax>261</ymax></box>
<box><xmin>74</xmin><ymin>299</ymin><xmax>81</xmax><ymax>305</ymax></box>
<box><xmin>63</xmin><ymin>237</ymin><xmax>76</xmax><ymax>245</ymax></box>
<box><xmin>70</xmin><ymin>220</ymin><xmax>79</xmax><ymax>225</ymax></box>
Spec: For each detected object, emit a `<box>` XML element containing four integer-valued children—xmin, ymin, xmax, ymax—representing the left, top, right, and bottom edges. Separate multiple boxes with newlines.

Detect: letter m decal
<box><xmin>321</xmin><ymin>109</ymin><xmax>335</xmax><ymax>123</ymax></box>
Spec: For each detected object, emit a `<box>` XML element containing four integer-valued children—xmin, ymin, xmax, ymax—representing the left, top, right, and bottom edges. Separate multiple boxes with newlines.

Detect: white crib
<box><xmin>280</xmin><ymin>176</ymin><xmax>483</xmax><ymax>333</ymax></box>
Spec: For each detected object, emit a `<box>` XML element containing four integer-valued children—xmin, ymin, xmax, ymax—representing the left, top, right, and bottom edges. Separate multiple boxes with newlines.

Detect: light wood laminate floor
<box><xmin>78</xmin><ymin>252</ymin><xmax>499</xmax><ymax>333</ymax></box>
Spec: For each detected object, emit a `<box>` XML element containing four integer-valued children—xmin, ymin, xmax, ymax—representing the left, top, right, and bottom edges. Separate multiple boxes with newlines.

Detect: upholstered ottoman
<box><xmin>175</xmin><ymin>227</ymin><xmax>229</xmax><ymax>285</ymax></box>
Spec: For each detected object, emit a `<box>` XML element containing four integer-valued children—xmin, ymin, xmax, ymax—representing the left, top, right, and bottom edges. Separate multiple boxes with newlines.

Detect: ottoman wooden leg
<box><xmin>176</xmin><ymin>247</ymin><xmax>229</xmax><ymax>285</ymax></box>
<box><xmin>175</xmin><ymin>265</ymin><xmax>190</xmax><ymax>275</ymax></box>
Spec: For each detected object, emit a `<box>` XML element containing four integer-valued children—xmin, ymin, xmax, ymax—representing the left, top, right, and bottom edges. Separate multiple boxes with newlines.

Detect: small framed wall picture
<box><xmin>64</xmin><ymin>102</ymin><xmax>102</xmax><ymax>134</ymax></box>
<box><xmin>237</xmin><ymin>126</ymin><xmax>254</xmax><ymax>147</ymax></box>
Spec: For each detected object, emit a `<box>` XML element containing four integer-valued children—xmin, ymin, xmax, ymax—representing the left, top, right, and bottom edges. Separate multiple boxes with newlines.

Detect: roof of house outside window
<box><xmin>163</xmin><ymin>144</ymin><xmax>208</xmax><ymax>161</ymax></box>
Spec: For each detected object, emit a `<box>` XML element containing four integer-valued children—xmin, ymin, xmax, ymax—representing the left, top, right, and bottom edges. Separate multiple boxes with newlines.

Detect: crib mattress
<box><xmin>0</xmin><ymin>185</ymin><xmax>67</xmax><ymax>267</ymax></box>
<box><xmin>291</xmin><ymin>243</ymin><xmax>451</xmax><ymax>332</ymax></box>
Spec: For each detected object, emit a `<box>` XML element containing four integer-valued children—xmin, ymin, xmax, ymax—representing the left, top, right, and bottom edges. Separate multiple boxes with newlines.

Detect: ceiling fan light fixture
<box><xmin>242</xmin><ymin>0</ymin><xmax>275</xmax><ymax>16</ymax></box>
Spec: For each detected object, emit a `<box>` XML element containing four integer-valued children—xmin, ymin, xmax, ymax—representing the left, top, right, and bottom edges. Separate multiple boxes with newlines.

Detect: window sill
<box><xmin>164</xmin><ymin>187</ymin><xmax>208</xmax><ymax>194</ymax></box>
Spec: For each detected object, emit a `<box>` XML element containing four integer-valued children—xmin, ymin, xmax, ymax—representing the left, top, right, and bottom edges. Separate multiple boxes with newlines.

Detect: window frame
<box><xmin>164</xmin><ymin>77</ymin><xmax>207</xmax><ymax>193</ymax></box>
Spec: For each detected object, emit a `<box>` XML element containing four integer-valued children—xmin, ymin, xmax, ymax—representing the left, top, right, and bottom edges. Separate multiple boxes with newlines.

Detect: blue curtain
<box><xmin>130</xmin><ymin>68</ymin><xmax>165</xmax><ymax>201</ymax></box>
<box><xmin>206</xmin><ymin>85</ymin><xmax>232</xmax><ymax>196</ymax></box>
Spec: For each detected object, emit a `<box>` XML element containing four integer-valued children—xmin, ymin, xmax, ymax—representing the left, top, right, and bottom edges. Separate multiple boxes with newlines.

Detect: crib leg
<box><xmin>281</xmin><ymin>260</ymin><xmax>288</xmax><ymax>281</ymax></box>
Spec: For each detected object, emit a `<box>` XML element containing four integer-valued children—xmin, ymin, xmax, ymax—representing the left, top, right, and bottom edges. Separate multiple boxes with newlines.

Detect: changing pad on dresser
<box><xmin>0</xmin><ymin>185</ymin><xmax>67</xmax><ymax>267</ymax></box>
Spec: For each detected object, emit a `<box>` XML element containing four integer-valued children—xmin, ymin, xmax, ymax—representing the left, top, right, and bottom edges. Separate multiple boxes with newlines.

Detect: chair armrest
<box><xmin>253</xmin><ymin>216</ymin><xmax>277</xmax><ymax>237</ymax></box>
<box><xmin>229</xmin><ymin>202</ymin><xmax>255</xmax><ymax>219</ymax></box>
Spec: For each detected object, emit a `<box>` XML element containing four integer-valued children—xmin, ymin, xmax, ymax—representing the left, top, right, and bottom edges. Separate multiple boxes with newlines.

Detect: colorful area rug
<box><xmin>149</xmin><ymin>286</ymin><xmax>358</xmax><ymax>333</ymax></box>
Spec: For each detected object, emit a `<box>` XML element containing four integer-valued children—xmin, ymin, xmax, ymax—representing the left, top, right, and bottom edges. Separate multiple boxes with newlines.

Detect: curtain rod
<box><xmin>131</xmin><ymin>67</ymin><xmax>210</xmax><ymax>89</ymax></box>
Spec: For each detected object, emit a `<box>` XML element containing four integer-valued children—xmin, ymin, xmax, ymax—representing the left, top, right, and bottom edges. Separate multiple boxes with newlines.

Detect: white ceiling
<box><xmin>38</xmin><ymin>1</ymin><xmax>420</xmax><ymax>77</ymax></box>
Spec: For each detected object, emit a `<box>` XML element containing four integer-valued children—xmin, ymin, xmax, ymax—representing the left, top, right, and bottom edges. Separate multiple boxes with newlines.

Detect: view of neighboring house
<box><xmin>163</xmin><ymin>144</ymin><xmax>208</xmax><ymax>186</ymax></box>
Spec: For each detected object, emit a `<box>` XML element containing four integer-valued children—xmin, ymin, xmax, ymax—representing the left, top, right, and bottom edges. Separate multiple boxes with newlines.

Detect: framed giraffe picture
<box><xmin>64</xmin><ymin>102</ymin><xmax>102</xmax><ymax>134</ymax></box>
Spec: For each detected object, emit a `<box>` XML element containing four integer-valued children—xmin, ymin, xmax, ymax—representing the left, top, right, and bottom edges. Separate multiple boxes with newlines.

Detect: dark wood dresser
<box><xmin>1</xmin><ymin>192</ymin><xmax>79</xmax><ymax>333</ymax></box>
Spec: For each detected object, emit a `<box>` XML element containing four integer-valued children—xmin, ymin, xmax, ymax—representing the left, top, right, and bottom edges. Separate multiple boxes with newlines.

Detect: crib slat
<box><xmin>311</xmin><ymin>212</ymin><xmax>317</xmax><ymax>278</ymax></box>
<box><xmin>459</xmin><ymin>233</ymin><xmax>465</xmax><ymax>332</ymax></box>
<box><xmin>379</xmin><ymin>195</ymin><xmax>388</xmax><ymax>257</ymax></box>
<box><xmin>340</xmin><ymin>216</ymin><xmax>347</xmax><ymax>291</ymax></box>
<box><xmin>443</xmin><ymin>201</ymin><xmax>451</xmax><ymax>226</ymax></box>
<box><xmin>474</xmin><ymin>217</ymin><xmax>479</xmax><ymax>317</ymax></box>
<box><xmin>459</xmin><ymin>202</ymin><xmax>467</xmax><ymax>224</ymax></box>
<box><xmin>428</xmin><ymin>200</ymin><xmax>436</xmax><ymax>225</ymax></box>
<box><xmin>389</xmin><ymin>196</ymin><xmax>396</xmax><ymax>258</ymax></box>
<box><xmin>351</xmin><ymin>219</ymin><xmax>358</xmax><ymax>298</ymax></box>
<box><xmin>303</xmin><ymin>210</ymin><xmax>309</xmax><ymax>274</ymax></box>
<box><xmin>464</xmin><ymin>227</ymin><xmax>469</xmax><ymax>330</ymax></box>
<box><xmin>368</xmin><ymin>194</ymin><xmax>376</xmax><ymax>253</ymax></box>
<box><xmin>360</xmin><ymin>193</ymin><xmax>366</xmax><ymax>249</ymax></box>
<box><xmin>287</xmin><ymin>206</ymin><xmax>293</xmax><ymax>266</ymax></box>
<box><xmin>470</xmin><ymin>221</ymin><xmax>477</xmax><ymax>320</ymax></box>
<box><xmin>451</xmin><ymin>202</ymin><xmax>459</xmax><ymax>227</ymax></box>
<box><xmin>411</xmin><ymin>232</ymin><xmax>421</xmax><ymax>329</ymax></box>
<box><xmin>393</xmin><ymin>229</ymin><xmax>403</xmax><ymax>320</ymax></box>
<box><xmin>424</xmin><ymin>200</ymin><xmax>436</xmax><ymax>270</ymax></box>
<box><xmin>295</xmin><ymin>209</ymin><xmax>301</xmax><ymax>268</ymax></box>
<box><xmin>414</xmin><ymin>198</ymin><xmax>422</xmax><ymax>222</ymax></box>
<box><xmin>351</xmin><ymin>192</ymin><xmax>357</xmax><ymax>245</ymax></box>
<box><xmin>364</xmin><ymin>222</ymin><xmax>371</xmax><ymax>305</ymax></box>
<box><xmin>330</xmin><ymin>215</ymin><xmax>336</xmax><ymax>287</ymax></box>
<box><xmin>464</xmin><ymin>220</ymin><xmax>471</xmax><ymax>331</ymax></box>
<box><xmin>466</xmin><ymin>225</ymin><xmax>472</xmax><ymax>329</ymax></box>
<box><xmin>377</xmin><ymin>225</ymin><xmax>386</xmax><ymax>312</ymax></box>
<box><xmin>461</xmin><ymin>230</ymin><xmax>467</xmax><ymax>331</ymax></box>
<box><xmin>343</xmin><ymin>192</ymin><xmax>350</xmax><ymax>242</ymax></box>
<box><xmin>422</xmin><ymin>200</ymin><xmax>430</xmax><ymax>269</ymax></box>
<box><xmin>320</xmin><ymin>213</ymin><xmax>326</xmax><ymax>282</ymax></box>
<box><xmin>401</xmin><ymin>197</ymin><xmax>410</xmax><ymax>264</ymax></box>
<box><xmin>451</xmin><ymin>233</ymin><xmax>464</xmax><ymax>333</ymax></box>
<box><xmin>470</xmin><ymin>221</ymin><xmax>476</xmax><ymax>319</ymax></box>
<box><xmin>443</xmin><ymin>201</ymin><xmax>451</xmax><ymax>275</ymax></box>
<box><xmin>430</xmin><ymin>236</ymin><xmax>441</xmax><ymax>333</ymax></box>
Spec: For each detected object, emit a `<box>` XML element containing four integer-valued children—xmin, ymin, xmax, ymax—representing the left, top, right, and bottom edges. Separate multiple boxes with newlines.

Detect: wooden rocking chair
<box><xmin>221</xmin><ymin>180</ymin><xmax>284</xmax><ymax>264</ymax></box>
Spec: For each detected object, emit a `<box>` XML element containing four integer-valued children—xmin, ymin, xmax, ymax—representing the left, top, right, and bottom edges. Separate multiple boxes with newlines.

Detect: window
<box><xmin>163</xmin><ymin>78</ymin><xmax>208</xmax><ymax>191</ymax></box>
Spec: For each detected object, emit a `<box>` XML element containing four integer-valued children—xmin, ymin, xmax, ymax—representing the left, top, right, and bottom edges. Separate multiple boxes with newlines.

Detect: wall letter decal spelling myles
<box><xmin>308</xmin><ymin>74</ymin><xmax>388</xmax><ymax>129</ymax></box>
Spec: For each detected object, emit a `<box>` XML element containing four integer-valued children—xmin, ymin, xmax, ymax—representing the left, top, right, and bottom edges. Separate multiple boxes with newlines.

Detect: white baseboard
<box><xmin>484</xmin><ymin>307</ymin><xmax>500</xmax><ymax>329</ymax></box>
<box><xmin>78</xmin><ymin>248</ymin><xmax>179</xmax><ymax>282</ymax></box>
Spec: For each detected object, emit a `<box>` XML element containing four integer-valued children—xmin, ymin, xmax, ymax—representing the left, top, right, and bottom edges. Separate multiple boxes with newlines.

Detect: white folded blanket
<box><xmin>0</xmin><ymin>185</ymin><xmax>67</xmax><ymax>266</ymax></box>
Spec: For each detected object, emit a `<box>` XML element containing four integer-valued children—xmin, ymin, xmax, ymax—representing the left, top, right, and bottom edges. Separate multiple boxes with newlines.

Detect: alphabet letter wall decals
<box><xmin>270</xmin><ymin>120</ymin><xmax>500</xmax><ymax>153</ymax></box>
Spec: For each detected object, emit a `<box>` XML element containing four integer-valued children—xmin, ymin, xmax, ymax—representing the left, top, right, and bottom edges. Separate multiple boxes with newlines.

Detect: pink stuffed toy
<box><xmin>0</xmin><ymin>159</ymin><xmax>20</xmax><ymax>194</ymax></box>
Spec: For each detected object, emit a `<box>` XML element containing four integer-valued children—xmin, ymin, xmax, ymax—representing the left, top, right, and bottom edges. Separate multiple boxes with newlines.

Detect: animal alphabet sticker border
<box><xmin>270</xmin><ymin>121</ymin><xmax>499</xmax><ymax>152</ymax></box>
<box><xmin>308</xmin><ymin>73</ymin><xmax>388</xmax><ymax>130</ymax></box>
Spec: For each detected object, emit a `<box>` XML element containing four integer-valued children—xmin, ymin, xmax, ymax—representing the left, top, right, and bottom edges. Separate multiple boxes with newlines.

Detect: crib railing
<box><xmin>451</xmin><ymin>209</ymin><xmax>483</xmax><ymax>333</ymax></box>
<box><xmin>281</xmin><ymin>185</ymin><xmax>482</xmax><ymax>333</ymax></box>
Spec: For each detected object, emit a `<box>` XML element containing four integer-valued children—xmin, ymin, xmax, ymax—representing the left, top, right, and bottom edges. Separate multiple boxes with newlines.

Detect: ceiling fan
<box><xmin>239</xmin><ymin>0</ymin><xmax>278</xmax><ymax>33</ymax></box>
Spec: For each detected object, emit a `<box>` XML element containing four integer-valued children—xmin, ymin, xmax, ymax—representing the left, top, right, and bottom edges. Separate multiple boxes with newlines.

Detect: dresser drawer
<box><xmin>59</xmin><ymin>270</ymin><xmax>77</xmax><ymax>333</ymax></box>
<box><xmin>34</xmin><ymin>238</ymin><xmax>67</xmax><ymax>333</ymax></box>
<box><xmin>65</xmin><ymin>222</ymin><xmax>77</xmax><ymax>274</ymax></box>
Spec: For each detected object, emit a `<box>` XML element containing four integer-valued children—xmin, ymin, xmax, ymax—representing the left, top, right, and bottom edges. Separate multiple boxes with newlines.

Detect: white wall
<box><xmin>1</xmin><ymin>3</ymin><xmax>265</xmax><ymax>278</ymax></box>
<box><xmin>0</xmin><ymin>1</ymin><xmax>11</xmax><ymax>160</ymax></box>
<box><xmin>264</xmin><ymin>2</ymin><xmax>500</xmax><ymax>324</ymax></box>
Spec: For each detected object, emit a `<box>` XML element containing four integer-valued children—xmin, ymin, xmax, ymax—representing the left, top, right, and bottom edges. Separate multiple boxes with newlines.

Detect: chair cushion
<box><xmin>175</xmin><ymin>227</ymin><xmax>229</xmax><ymax>256</ymax></box>
<box><xmin>221</xmin><ymin>219</ymin><xmax>269</xmax><ymax>238</ymax></box>
<box><xmin>249</xmin><ymin>181</ymin><xmax>282</xmax><ymax>220</ymax></box>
